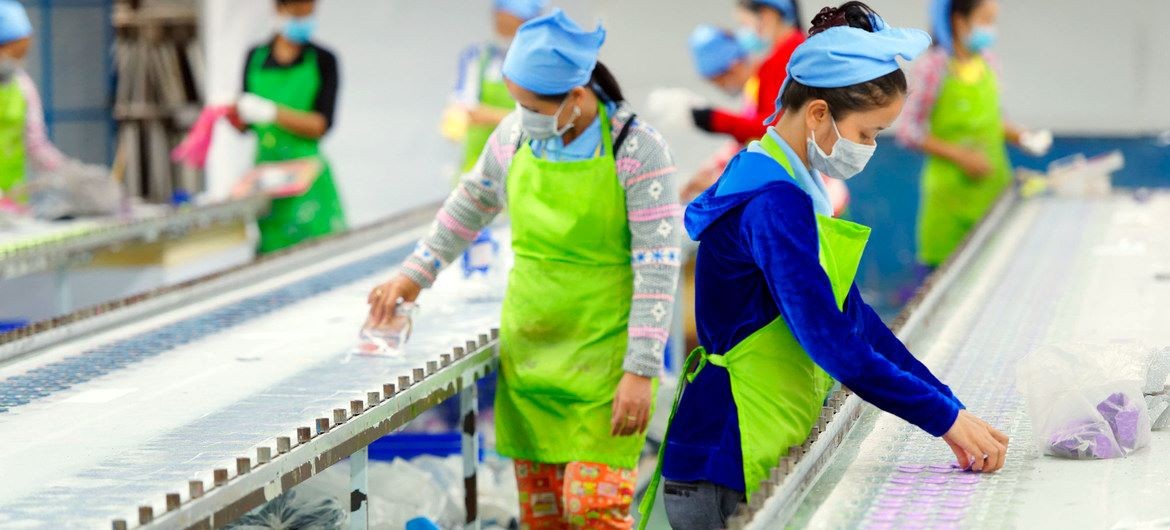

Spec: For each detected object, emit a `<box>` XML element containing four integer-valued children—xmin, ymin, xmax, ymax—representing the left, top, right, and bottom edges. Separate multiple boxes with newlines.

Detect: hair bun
<box><xmin>809</xmin><ymin>6</ymin><xmax>848</xmax><ymax>35</ymax></box>
<box><xmin>808</xmin><ymin>2</ymin><xmax>879</xmax><ymax>36</ymax></box>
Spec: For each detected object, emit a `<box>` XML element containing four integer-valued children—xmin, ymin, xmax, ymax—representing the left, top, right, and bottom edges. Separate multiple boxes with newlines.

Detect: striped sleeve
<box><xmin>895</xmin><ymin>48</ymin><xmax>947</xmax><ymax>149</ymax></box>
<box><xmin>17</xmin><ymin>71</ymin><xmax>66</xmax><ymax>172</ymax></box>
<box><xmin>614</xmin><ymin>110</ymin><xmax>682</xmax><ymax>377</ymax></box>
<box><xmin>397</xmin><ymin>112</ymin><xmax>519</xmax><ymax>287</ymax></box>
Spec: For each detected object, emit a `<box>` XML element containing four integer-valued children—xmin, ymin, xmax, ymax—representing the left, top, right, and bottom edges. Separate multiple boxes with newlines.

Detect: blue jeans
<box><xmin>662</xmin><ymin>480</ymin><xmax>742</xmax><ymax>530</ymax></box>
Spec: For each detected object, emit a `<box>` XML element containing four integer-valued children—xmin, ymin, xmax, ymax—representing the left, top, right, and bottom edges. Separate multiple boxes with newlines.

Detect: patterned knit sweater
<box><xmin>399</xmin><ymin>104</ymin><xmax>681</xmax><ymax>377</ymax></box>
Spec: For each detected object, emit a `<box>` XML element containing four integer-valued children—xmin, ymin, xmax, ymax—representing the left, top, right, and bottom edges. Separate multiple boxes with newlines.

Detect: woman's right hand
<box><xmin>956</xmin><ymin>149</ymin><xmax>993</xmax><ymax>180</ymax></box>
<box><xmin>367</xmin><ymin>275</ymin><xmax>423</xmax><ymax>327</ymax></box>
<box><xmin>942</xmin><ymin>410</ymin><xmax>1009</xmax><ymax>472</ymax></box>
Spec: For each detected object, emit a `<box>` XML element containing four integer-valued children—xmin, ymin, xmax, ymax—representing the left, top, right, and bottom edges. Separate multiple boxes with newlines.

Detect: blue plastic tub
<box><xmin>367</xmin><ymin>431</ymin><xmax>485</xmax><ymax>462</ymax></box>
<box><xmin>0</xmin><ymin>320</ymin><xmax>28</xmax><ymax>334</ymax></box>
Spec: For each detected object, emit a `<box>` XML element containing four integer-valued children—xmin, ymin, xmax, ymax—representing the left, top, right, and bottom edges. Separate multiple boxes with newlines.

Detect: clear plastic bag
<box><xmin>1016</xmin><ymin>342</ymin><xmax>1152</xmax><ymax>460</ymax></box>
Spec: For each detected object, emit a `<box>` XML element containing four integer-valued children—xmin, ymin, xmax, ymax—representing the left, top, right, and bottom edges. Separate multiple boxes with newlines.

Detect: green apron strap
<box><xmin>758</xmin><ymin>133</ymin><xmax>796</xmax><ymax>177</ymax></box>
<box><xmin>637</xmin><ymin>346</ymin><xmax>707</xmax><ymax>530</ymax></box>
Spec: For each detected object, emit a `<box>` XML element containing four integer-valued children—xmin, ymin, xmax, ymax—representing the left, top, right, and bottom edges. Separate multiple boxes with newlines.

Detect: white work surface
<box><xmin>790</xmin><ymin>193</ymin><xmax>1170</xmax><ymax>529</ymax></box>
<box><xmin>0</xmin><ymin>221</ymin><xmax>511</xmax><ymax>529</ymax></box>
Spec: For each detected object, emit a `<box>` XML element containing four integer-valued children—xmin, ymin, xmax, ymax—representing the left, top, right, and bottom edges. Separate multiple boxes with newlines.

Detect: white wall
<box><xmin>203</xmin><ymin>0</ymin><xmax>1170</xmax><ymax>226</ymax></box>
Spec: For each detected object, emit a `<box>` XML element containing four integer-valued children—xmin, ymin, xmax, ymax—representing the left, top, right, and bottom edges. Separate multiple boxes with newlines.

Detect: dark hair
<box><xmin>949</xmin><ymin>0</ymin><xmax>988</xmax><ymax>22</ymax></box>
<box><xmin>739</xmin><ymin>0</ymin><xmax>804</xmax><ymax>32</ymax></box>
<box><xmin>536</xmin><ymin>61</ymin><xmax>626</xmax><ymax>104</ymax></box>
<box><xmin>778</xmin><ymin>1</ymin><xmax>908</xmax><ymax>119</ymax></box>
<box><xmin>939</xmin><ymin>0</ymin><xmax>987</xmax><ymax>44</ymax></box>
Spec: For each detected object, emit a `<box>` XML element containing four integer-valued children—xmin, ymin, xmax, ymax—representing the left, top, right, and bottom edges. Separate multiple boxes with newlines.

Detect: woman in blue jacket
<box><xmin>641</xmin><ymin>3</ymin><xmax>1008</xmax><ymax>529</ymax></box>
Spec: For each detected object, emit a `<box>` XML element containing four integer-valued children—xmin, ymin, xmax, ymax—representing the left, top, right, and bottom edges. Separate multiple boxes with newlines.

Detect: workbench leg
<box><xmin>55</xmin><ymin>265</ymin><xmax>71</xmax><ymax>315</ymax></box>
<box><xmin>349</xmin><ymin>446</ymin><xmax>369</xmax><ymax>530</ymax></box>
<box><xmin>461</xmin><ymin>379</ymin><xmax>480</xmax><ymax>530</ymax></box>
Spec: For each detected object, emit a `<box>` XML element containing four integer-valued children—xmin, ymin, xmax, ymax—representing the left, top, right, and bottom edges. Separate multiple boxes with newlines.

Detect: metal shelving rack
<box><xmin>111</xmin><ymin>0</ymin><xmax>204</xmax><ymax>203</ymax></box>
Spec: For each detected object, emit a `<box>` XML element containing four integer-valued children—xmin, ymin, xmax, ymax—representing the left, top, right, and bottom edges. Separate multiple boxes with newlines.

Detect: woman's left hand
<box><xmin>611</xmin><ymin>373</ymin><xmax>654</xmax><ymax>437</ymax></box>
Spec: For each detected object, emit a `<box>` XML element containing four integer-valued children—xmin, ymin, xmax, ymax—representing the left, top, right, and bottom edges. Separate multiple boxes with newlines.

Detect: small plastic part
<box><xmin>355</xmin><ymin>301</ymin><xmax>418</xmax><ymax>356</ymax></box>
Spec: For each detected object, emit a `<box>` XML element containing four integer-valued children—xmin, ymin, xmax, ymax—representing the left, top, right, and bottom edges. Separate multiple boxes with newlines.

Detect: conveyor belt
<box><xmin>741</xmin><ymin>192</ymin><xmax>1170</xmax><ymax>529</ymax></box>
<box><xmin>0</xmin><ymin>207</ymin><xmax>509</xmax><ymax>529</ymax></box>
<box><xmin>0</xmin><ymin>197</ymin><xmax>266</xmax><ymax>281</ymax></box>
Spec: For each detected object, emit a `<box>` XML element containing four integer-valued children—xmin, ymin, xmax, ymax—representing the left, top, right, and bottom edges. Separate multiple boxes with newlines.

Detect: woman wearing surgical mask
<box><xmin>446</xmin><ymin>0</ymin><xmax>546</xmax><ymax>176</ymax></box>
<box><xmin>689</xmin><ymin>0</ymin><xmax>805</xmax><ymax>145</ymax></box>
<box><xmin>368</xmin><ymin>10</ymin><xmax>680</xmax><ymax>529</ymax></box>
<box><xmin>234</xmin><ymin>0</ymin><xmax>345</xmax><ymax>254</ymax></box>
<box><xmin>639</xmin><ymin>4</ymin><xmax>1008</xmax><ymax>529</ymax></box>
<box><xmin>0</xmin><ymin>0</ymin><xmax>99</xmax><ymax>199</ymax></box>
<box><xmin>897</xmin><ymin>0</ymin><xmax>1051</xmax><ymax>268</ymax></box>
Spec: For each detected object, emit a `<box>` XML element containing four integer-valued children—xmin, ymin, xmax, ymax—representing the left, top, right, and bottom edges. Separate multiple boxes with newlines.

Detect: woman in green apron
<box><xmin>368</xmin><ymin>10</ymin><xmax>681</xmax><ymax>529</ymax></box>
<box><xmin>0</xmin><ymin>0</ymin><xmax>107</xmax><ymax>203</ymax></box>
<box><xmin>642</xmin><ymin>4</ymin><xmax>1008</xmax><ymax>529</ymax></box>
<box><xmin>897</xmin><ymin>0</ymin><xmax>1051</xmax><ymax>267</ymax></box>
<box><xmin>448</xmin><ymin>0</ymin><xmax>547</xmax><ymax>175</ymax></box>
<box><xmin>443</xmin><ymin>0</ymin><xmax>546</xmax><ymax>280</ymax></box>
<box><xmin>235</xmin><ymin>0</ymin><xmax>346</xmax><ymax>254</ymax></box>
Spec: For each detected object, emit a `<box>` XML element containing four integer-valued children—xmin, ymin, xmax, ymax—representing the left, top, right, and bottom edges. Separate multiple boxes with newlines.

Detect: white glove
<box><xmin>1019</xmin><ymin>129</ymin><xmax>1053</xmax><ymax>157</ymax></box>
<box><xmin>237</xmin><ymin>93</ymin><xmax>279</xmax><ymax>125</ymax></box>
<box><xmin>646</xmin><ymin>87</ymin><xmax>707</xmax><ymax>130</ymax></box>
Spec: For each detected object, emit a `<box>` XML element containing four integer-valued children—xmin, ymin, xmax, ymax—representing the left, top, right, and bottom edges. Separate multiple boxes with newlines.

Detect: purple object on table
<box><xmin>1097</xmin><ymin>392</ymin><xmax>1143</xmax><ymax>450</ymax></box>
<box><xmin>897</xmin><ymin>463</ymin><xmax>926</xmax><ymax>473</ymax></box>
<box><xmin>1048</xmin><ymin>420</ymin><xmax>1122</xmax><ymax>459</ymax></box>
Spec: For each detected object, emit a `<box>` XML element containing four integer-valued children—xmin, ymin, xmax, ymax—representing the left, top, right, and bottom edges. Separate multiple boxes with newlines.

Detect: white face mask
<box><xmin>807</xmin><ymin>116</ymin><xmax>876</xmax><ymax>180</ymax></box>
<box><xmin>518</xmin><ymin>97</ymin><xmax>578</xmax><ymax>141</ymax></box>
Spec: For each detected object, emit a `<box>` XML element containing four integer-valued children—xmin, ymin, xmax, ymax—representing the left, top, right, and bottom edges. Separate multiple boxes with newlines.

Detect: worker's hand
<box><xmin>942</xmin><ymin>410</ymin><xmax>1009</xmax><ymax>473</ymax></box>
<box><xmin>367</xmin><ymin>275</ymin><xmax>423</xmax><ymax>328</ymax></box>
<box><xmin>237</xmin><ymin>93</ymin><xmax>279</xmax><ymax>125</ymax></box>
<box><xmin>611</xmin><ymin>372</ymin><xmax>653</xmax><ymax>437</ymax></box>
<box><xmin>956</xmin><ymin>149</ymin><xmax>993</xmax><ymax>180</ymax></box>
<box><xmin>467</xmin><ymin>105</ymin><xmax>508</xmax><ymax>127</ymax></box>
<box><xmin>1018</xmin><ymin>129</ymin><xmax>1053</xmax><ymax>157</ymax></box>
<box><xmin>646</xmin><ymin>87</ymin><xmax>706</xmax><ymax>129</ymax></box>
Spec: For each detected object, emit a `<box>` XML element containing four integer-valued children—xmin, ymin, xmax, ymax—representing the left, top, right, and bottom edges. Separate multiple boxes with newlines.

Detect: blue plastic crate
<box><xmin>368</xmin><ymin>431</ymin><xmax>485</xmax><ymax>462</ymax></box>
<box><xmin>0</xmin><ymin>320</ymin><xmax>28</xmax><ymax>334</ymax></box>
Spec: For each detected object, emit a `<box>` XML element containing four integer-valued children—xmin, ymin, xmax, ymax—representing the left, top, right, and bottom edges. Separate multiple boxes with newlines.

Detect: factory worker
<box><xmin>446</xmin><ymin>0</ymin><xmax>547</xmax><ymax>175</ymax></box>
<box><xmin>0</xmin><ymin>0</ymin><xmax>116</xmax><ymax>213</ymax></box>
<box><xmin>442</xmin><ymin>0</ymin><xmax>546</xmax><ymax>281</ymax></box>
<box><xmin>897</xmin><ymin>0</ymin><xmax>1052</xmax><ymax>268</ymax></box>
<box><xmin>678</xmin><ymin>24</ymin><xmax>849</xmax><ymax>215</ymax></box>
<box><xmin>367</xmin><ymin>10</ymin><xmax>681</xmax><ymax>529</ymax></box>
<box><xmin>234</xmin><ymin>0</ymin><xmax>346</xmax><ymax>254</ymax></box>
<box><xmin>654</xmin><ymin>0</ymin><xmax>804</xmax><ymax>148</ymax></box>
<box><xmin>639</xmin><ymin>4</ymin><xmax>1008</xmax><ymax>529</ymax></box>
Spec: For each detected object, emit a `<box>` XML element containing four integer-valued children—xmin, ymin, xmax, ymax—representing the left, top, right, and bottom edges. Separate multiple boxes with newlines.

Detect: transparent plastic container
<box><xmin>356</xmin><ymin>300</ymin><xmax>418</xmax><ymax>356</ymax></box>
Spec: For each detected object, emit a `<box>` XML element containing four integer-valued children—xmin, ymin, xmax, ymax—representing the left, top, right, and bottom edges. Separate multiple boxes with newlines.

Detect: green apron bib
<box><xmin>246</xmin><ymin>44</ymin><xmax>347</xmax><ymax>254</ymax></box>
<box><xmin>0</xmin><ymin>79</ymin><xmax>27</xmax><ymax>193</ymax></box>
<box><xmin>461</xmin><ymin>47</ymin><xmax>515</xmax><ymax>174</ymax></box>
<box><xmin>916</xmin><ymin>56</ymin><xmax>1010</xmax><ymax>266</ymax></box>
<box><xmin>638</xmin><ymin>136</ymin><xmax>870</xmax><ymax>528</ymax></box>
<box><xmin>495</xmin><ymin>105</ymin><xmax>655</xmax><ymax>470</ymax></box>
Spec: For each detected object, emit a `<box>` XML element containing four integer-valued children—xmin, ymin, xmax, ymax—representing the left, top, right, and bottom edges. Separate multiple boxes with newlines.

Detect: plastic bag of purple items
<box><xmin>1018</xmin><ymin>343</ymin><xmax>1152</xmax><ymax>460</ymax></box>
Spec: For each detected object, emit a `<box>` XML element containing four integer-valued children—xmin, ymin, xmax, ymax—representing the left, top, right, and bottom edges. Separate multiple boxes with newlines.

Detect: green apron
<box><xmin>246</xmin><ymin>44</ymin><xmax>347</xmax><ymax>254</ymax></box>
<box><xmin>461</xmin><ymin>46</ymin><xmax>515</xmax><ymax>174</ymax></box>
<box><xmin>0</xmin><ymin>78</ymin><xmax>27</xmax><ymax>193</ymax></box>
<box><xmin>916</xmin><ymin>56</ymin><xmax>1010</xmax><ymax>266</ymax></box>
<box><xmin>495</xmin><ymin>104</ymin><xmax>654</xmax><ymax>470</ymax></box>
<box><xmin>639</xmin><ymin>135</ymin><xmax>870</xmax><ymax>528</ymax></box>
